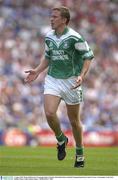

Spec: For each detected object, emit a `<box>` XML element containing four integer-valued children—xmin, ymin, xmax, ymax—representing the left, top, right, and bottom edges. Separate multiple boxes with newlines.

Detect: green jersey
<box><xmin>45</xmin><ymin>27</ymin><xmax>94</xmax><ymax>79</ymax></box>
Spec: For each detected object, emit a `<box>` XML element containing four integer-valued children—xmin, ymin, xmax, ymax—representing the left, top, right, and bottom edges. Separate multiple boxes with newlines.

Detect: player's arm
<box><xmin>35</xmin><ymin>55</ymin><xmax>49</xmax><ymax>74</ymax></box>
<box><xmin>25</xmin><ymin>56</ymin><xmax>49</xmax><ymax>83</ymax></box>
<box><xmin>72</xmin><ymin>37</ymin><xmax>94</xmax><ymax>89</ymax></box>
<box><xmin>74</xmin><ymin>60</ymin><xmax>92</xmax><ymax>89</ymax></box>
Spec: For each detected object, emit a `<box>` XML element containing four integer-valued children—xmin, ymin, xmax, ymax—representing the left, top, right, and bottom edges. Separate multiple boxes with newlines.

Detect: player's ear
<box><xmin>62</xmin><ymin>17</ymin><xmax>67</xmax><ymax>24</ymax></box>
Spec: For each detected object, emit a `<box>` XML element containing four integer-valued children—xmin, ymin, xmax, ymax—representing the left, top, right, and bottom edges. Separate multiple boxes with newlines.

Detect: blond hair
<box><xmin>52</xmin><ymin>6</ymin><xmax>70</xmax><ymax>25</ymax></box>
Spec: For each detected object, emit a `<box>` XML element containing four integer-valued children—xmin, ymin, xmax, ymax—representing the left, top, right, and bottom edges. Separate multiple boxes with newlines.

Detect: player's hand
<box><xmin>71</xmin><ymin>76</ymin><xmax>83</xmax><ymax>89</ymax></box>
<box><xmin>24</xmin><ymin>69</ymin><xmax>39</xmax><ymax>83</ymax></box>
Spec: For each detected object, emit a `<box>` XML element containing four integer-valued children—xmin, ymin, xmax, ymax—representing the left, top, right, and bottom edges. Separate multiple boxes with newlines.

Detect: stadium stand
<box><xmin>0</xmin><ymin>0</ymin><xmax>118</xmax><ymax>146</ymax></box>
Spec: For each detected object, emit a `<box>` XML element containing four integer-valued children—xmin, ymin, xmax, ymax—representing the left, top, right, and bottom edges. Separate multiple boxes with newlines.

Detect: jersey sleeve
<box><xmin>74</xmin><ymin>37</ymin><xmax>94</xmax><ymax>60</ymax></box>
<box><xmin>45</xmin><ymin>41</ymin><xmax>50</xmax><ymax>60</ymax></box>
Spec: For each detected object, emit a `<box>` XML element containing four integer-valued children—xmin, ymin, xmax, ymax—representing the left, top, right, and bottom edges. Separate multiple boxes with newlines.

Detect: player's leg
<box><xmin>44</xmin><ymin>94</ymin><xmax>68</xmax><ymax>160</ymax></box>
<box><xmin>66</xmin><ymin>104</ymin><xmax>83</xmax><ymax>147</ymax></box>
<box><xmin>44</xmin><ymin>94</ymin><xmax>61</xmax><ymax>136</ymax></box>
<box><xmin>66</xmin><ymin>104</ymin><xmax>84</xmax><ymax>167</ymax></box>
<box><xmin>59</xmin><ymin>76</ymin><xmax>84</xmax><ymax>167</ymax></box>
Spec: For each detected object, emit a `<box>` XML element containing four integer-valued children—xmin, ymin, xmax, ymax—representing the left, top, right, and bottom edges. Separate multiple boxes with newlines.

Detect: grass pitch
<box><xmin>0</xmin><ymin>146</ymin><xmax>118</xmax><ymax>176</ymax></box>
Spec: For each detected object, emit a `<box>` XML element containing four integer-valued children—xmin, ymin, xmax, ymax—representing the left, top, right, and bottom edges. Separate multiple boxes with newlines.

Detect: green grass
<box><xmin>0</xmin><ymin>146</ymin><xmax>118</xmax><ymax>176</ymax></box>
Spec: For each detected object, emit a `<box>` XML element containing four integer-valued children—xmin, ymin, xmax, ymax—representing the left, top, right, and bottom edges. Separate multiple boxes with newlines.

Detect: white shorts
<box><xmin>44</xmin><ymin>75</ymin><xmax>83</xmax><ymax>105</ymax></box>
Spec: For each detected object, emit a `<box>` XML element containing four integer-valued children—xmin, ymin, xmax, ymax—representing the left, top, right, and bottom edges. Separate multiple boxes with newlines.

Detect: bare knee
<box><xmin>70</xmin><ymin>120</ymin><xmax>80</xmax><ymax>128</ymax></box>
<box><xmin>45</xmin><ymin>110</ymin><xmax>56</xmax><ymax>119</ymax></box>
<box><xmin>68</xmin><ymin>114</ymin><xmax>79</xmax><ymax>126</ymax></box>
<box><xmin>68</xmin><ymin>115</ymin><xmax>82</xmax><ymax>130</ymax></box>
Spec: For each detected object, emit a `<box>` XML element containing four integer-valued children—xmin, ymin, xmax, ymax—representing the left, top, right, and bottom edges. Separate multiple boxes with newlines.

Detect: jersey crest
<box><xmin>63</xmin><ymin>41</ymin><xmax>69</xmax><ymax>49</ymax></box>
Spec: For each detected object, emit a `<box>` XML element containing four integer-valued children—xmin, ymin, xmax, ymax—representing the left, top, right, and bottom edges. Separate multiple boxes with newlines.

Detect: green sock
<box><xmin>56</xmin><ymin>132</ymin><xmax>66</xmax><ymax>143</ymax></box>
<box><xmin>76</xmin><ymin>147</ymin><xmax>84</xmax><ymax>156</ymax></box>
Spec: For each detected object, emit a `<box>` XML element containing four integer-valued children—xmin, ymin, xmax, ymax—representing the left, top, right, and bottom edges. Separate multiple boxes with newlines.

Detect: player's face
<box><xmin>50</xmin><ymin>10</ymin><xmax>66</xmax><ymax>30</ymax></box>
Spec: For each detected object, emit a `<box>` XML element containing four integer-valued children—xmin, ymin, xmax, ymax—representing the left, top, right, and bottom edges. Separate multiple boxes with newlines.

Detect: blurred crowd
<box><xmin>0</xmin><ymin>0</ymin><xmax>118</xmax><ymax>134</ymax></box>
